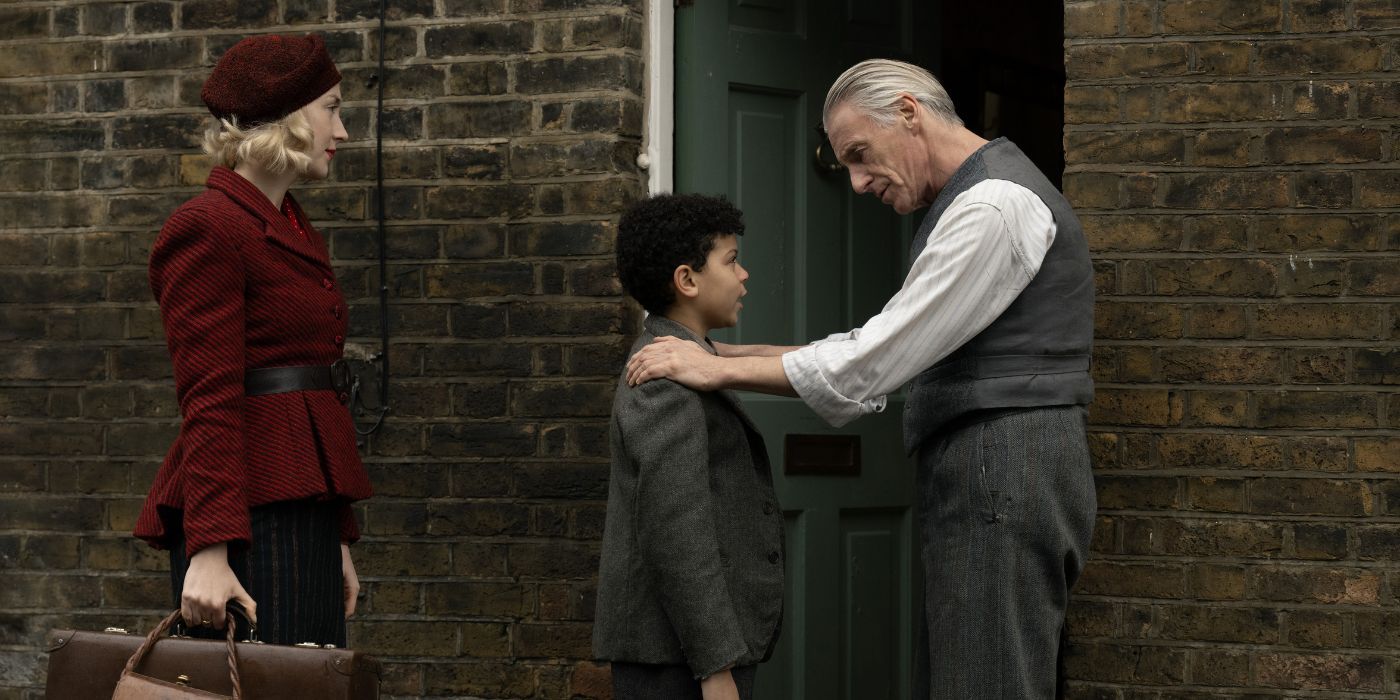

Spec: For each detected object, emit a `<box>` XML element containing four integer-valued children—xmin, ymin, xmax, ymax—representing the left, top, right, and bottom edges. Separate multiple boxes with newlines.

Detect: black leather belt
<box><xmin>245</xmin><ymin>360</ymin><xmax>353</xmax><ymax>401</ymax></box>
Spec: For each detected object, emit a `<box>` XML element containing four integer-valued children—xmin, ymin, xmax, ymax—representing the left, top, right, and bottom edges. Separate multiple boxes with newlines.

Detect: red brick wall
<box><xmin>1063</xmin><ymin>1</ymin><xmax>1399</xmax><ymax>696</ymax></box>
<box><xmin>0</xmin><ymin>1</ymin><xmax>641</xmax><ymax>697</ymax></box>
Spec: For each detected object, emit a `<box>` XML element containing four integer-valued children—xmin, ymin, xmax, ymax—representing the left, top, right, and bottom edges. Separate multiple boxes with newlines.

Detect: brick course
<box><xmin>0</xmin><ymin>0</ymin><xmax>641</xmax><ymax>697</ymax></box>
<box><xmin>1064</xmin><ymin>0</ymin><xmax>1399</xmax><ymax>697</ymax></box>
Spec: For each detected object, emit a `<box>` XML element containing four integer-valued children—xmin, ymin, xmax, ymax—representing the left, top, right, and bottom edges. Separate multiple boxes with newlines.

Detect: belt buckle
<box><xmin>329</xmin><ymin>359</ymin><xmax>353</xmax><ymax>396</ymax></box>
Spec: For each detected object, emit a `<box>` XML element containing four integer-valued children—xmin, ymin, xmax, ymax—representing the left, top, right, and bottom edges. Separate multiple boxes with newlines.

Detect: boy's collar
<box><xmin>643</xmin><ymin>314</ymin><xmax>717</xmax><ymax>356</ymax></box>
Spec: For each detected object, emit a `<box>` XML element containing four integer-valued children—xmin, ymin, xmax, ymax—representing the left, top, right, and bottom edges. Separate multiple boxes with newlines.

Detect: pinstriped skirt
<box><xmin>167</xmin><ymin>499</ymin><xmax>346</xmax><ymax>647</ymax></box>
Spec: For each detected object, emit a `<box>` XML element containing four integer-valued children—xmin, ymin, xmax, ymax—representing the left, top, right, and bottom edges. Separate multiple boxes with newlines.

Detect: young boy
<box><xmin>593</xmin><ymin>194</ymin><xmax>785</xmax><ymax>700</ymax></box>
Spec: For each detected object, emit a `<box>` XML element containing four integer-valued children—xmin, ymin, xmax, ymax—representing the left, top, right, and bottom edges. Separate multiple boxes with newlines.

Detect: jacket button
<box><xmin>767</xmin><ymin>552</ymin><xmax>779</xmax><ymax>564</ymax></box>
<box><xmin>338</xmin><ymin>392</ymin><xmax>349</xmax><ymax>403</ymax></box>
<box><xmin>322</xmin><ymin>278</ymin><xmax>333</xmax><ymax>290</ymax></box>
<box><xmin>763</xmin><ymin>503</ymin><xmax>774</xmax><ymax>515</ymax></box>
<box><xmin>335</xmin><ymin>335</ymin><xmax>344</xmax><ymax>344</ymax></box>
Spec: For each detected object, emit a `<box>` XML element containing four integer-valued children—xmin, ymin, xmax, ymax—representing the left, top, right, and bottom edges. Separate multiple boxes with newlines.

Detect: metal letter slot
<box><xmin>784</xmin><ymin>434</ymin><xmax>861</xmax><ymax>476</ymax></box>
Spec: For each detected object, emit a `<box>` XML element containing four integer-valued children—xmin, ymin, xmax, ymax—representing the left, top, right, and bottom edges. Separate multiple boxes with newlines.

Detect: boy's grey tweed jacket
<box><xmin>593</xmin><ymin>314</ymin><xmax>785</xmax><ymax>679</ymax></box>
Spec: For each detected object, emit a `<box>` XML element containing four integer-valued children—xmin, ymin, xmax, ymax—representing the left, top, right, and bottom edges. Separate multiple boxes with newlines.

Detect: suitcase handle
<box><xmin>122</xmin><ymin>610</ymin><xmax>243</xmax><ymax>699</ymax></box>
<box><xmin>172</xmin><ymin>603</ymin><xmax>260</xmax><ymax>643</ymax></box>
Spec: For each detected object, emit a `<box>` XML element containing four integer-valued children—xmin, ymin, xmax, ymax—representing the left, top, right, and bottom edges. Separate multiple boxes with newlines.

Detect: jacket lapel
<box><xmin>205</xmin><ymin>167</ymin><xmax>333</xmax><ymax>273</ymax></box>
<box><xmin>718</xmin><ymin>388</ymin><xmax>763</xmax><ymax>437</ymax></box>
<box><xmin>271</xmin><ymin>194</ymin><xmax>333</xmax><ymax>270</ymax></box>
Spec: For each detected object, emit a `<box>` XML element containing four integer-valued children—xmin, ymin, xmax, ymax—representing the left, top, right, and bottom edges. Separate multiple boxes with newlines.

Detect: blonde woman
<box><xmin>132</xmin><ymin>34</ymin><xmax>373</xmax><ymax>646</ymax></box>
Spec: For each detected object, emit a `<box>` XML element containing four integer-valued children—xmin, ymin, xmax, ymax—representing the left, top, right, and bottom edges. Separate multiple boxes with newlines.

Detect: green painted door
<box><xmin>675</xmin><ymin>2</ymin><xmax>924</xmax><ymax>698</ymax></box>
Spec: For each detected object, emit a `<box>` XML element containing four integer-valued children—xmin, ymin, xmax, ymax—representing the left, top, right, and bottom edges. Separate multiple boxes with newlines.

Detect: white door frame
<box><xmin>643</xmin><ymin>0</ymin><xmax>674</xmax><ymax>195</ymax></box>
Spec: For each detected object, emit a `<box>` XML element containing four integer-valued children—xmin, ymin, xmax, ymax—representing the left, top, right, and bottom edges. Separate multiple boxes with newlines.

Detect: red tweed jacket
<box><xmin>134</xmin><ymin>166</ymin><xmax>373</xmax><ymax>557</ymax></box>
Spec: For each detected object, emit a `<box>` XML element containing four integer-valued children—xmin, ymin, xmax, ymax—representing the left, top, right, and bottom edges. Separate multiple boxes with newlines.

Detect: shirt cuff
<box><xmin>781</xmin><ymin>345</ymin><xmax>886</xmax><ymax>428</ymax></box>
<box><xmin>809</xmin><ymin>329</ymin><xmax>857</xmax><ymax>346</ymax></box>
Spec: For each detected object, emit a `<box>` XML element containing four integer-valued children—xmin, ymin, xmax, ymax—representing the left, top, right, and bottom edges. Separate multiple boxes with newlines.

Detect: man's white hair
<box><xmin>823</xmin><ymin>58</ymin><xmax>963</xmax><ymax>130</ymax></box>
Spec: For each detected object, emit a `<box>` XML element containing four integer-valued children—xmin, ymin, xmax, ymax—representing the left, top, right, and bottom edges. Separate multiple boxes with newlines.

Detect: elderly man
<box><xmin>625</xmin><ymin>59</ymin><xmax>1096</xmax><ymax>698</ymax></box>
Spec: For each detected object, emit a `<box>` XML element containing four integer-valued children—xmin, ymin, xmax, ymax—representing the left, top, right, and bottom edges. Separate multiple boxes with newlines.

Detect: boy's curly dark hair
<box><xmin>616</xmin><ymin>193</ymin><xmax>745</xmax><ymax>315</ymax></box>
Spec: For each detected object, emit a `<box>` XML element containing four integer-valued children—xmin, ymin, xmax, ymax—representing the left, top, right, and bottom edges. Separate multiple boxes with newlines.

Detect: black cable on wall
<box><xmin>355</xmin><ymin>0</ymin><xmax>391</xmax><ymax>439</ymax></box>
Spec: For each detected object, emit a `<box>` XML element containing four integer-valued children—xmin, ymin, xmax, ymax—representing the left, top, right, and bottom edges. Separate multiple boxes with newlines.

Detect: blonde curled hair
<box><xmin>202</xmin><ymin>108</ymin><xmax>314</xmax><ymax>175</ymax></box>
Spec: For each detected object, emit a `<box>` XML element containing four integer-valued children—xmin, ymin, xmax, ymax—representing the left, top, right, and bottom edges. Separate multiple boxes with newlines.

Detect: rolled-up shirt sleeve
<box><xmin>781</xmin><ymin>180</ymin><xmax>1056</xmax><ymax>427</ymax></box>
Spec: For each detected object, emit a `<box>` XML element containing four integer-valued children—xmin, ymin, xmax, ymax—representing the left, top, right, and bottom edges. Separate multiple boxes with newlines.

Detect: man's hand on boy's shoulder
<box><xmin>627</xmin><ymin>336</ymin><xmax>722</xmax><ymax>390</ymax></box>
<box><xmin>700</xmin><ymin>668</ymin><xmax>741</xmax><ymax>700</ymax></box>
<box><xmin>617</xmin><ymin>358</ymin><xmax>706</xmax><ymax>431</ymax></box>
<box><xmin>629</xmin><ymin>337</ymin><xmax>801</xmax><ymax>398</ymax></box>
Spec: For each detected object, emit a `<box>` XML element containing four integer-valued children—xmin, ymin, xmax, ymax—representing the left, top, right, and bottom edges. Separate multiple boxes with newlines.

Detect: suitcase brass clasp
<box><xmin>175</xmin><ymin>675</ymin><xmax>191</xmax><ymax>687</ymax></box>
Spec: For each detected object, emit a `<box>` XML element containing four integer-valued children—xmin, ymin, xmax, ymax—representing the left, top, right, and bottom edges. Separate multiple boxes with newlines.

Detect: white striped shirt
<box><xmin>781</xmin><ymin>179</ymin><xmax>1058</xmax><ymax>427</ymax></box>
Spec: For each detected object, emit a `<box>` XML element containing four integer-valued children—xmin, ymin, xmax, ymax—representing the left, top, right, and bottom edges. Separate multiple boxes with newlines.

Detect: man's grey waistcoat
<box><xmin>903</xmin><ymin>138</ymin><xmax>1095</xmax><ymax>454</ymax></box>
<box><xmin>593</xmin><ymin>315</ymin><xmax>785</xmax><ymax>678</ymax></box>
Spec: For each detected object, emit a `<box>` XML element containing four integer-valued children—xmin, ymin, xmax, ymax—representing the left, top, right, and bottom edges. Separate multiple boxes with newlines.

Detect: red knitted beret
<box><xmin>201</xmin><ymin>34</ymin><xmax>342</xmax><ymax>126</ymax></box>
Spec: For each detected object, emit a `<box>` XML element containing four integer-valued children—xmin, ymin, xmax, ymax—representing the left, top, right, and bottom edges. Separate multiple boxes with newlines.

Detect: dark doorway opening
<box><xmin>928</xmin><ymin>1</ymin><xmax>1068</xmax><ymax>188</ymax></box>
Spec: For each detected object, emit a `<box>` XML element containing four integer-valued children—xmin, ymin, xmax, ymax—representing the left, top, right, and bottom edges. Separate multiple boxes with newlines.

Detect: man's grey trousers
<box><xmin>912</xmin><ymin>406</ymin><xmax>1097</xmax><ymax>699</ymax></box>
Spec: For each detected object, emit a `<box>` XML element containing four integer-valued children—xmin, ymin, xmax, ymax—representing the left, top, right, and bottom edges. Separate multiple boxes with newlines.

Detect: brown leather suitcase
<box><xmin>46</xmin><ymin>612</ymin><xmax>381</xmax><ymax>699</ymax></box>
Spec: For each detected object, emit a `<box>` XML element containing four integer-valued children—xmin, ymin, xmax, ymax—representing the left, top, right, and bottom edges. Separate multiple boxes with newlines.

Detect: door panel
<box><xmin>842</xmin><ymin>195</ymin><xmax>911</xmax><ymax>331</ymax></box>
<box><xmin>732</xmin><ymin>0</ymin><xmax>799</xmax><ymax>33</ymax></box>
<box><xmin>676</xmin><ymin>1</ymin><xmax>925</xmax><ymax>697</ymax></box>
<box><xmin>738</xmin><ymin>394</ymin><xmax>911</xmax><ymax>700</ymax></box>
<box><xmin>842</xmin><ymin>509</ymin><xmax>906</xmax><ymax>699</ymax></box>
<box><xmin>768</xmin><ymin>512</ymin><xmax>806</xmax><ymax>699</ymax></box>
<box><xmin>729</xmin><ymin>89</ymin><xmax>799</xmax><ymax>345</ymax></box>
